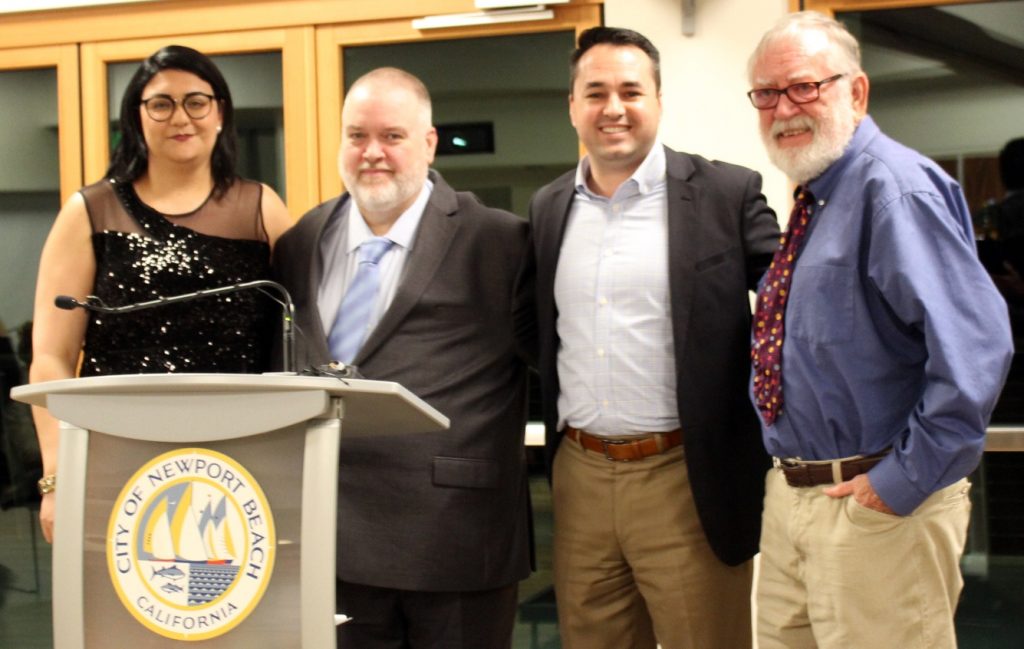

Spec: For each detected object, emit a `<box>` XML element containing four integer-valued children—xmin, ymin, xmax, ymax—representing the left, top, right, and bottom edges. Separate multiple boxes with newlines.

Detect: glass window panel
<box><xmin>107</xmin><ymin>51</ymin><xmax>286</xmax><ymax>200</ymax></box>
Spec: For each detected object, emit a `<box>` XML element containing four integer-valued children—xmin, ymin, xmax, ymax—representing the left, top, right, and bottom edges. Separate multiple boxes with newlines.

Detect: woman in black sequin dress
<box><xmin>27</xmin><ymin>46</ymin><xmax>292</xmax><ymax>542</ymax></box>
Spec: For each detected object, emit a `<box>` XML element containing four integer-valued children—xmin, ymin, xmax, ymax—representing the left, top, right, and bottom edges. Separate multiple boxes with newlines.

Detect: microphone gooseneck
<box><xmin>54</xmin><ymin>279</ymin><xmax>297</xmax><ymax>373</ymax></box>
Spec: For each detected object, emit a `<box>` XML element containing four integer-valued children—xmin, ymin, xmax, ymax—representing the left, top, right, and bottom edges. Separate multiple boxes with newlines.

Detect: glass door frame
<box><xmin>0</xmin><ymin>45</ymin><xmax>82</xmax><ymax>204</ymax></box>
<box><xmin>313</xmin><ymin>3</ymin><xmax>602</xmax><ymax>202</ymax></box>
<box><xmin>80</xmin><ymin>28</ymin><xmax>320</xmax><ymax>217</ymax></box>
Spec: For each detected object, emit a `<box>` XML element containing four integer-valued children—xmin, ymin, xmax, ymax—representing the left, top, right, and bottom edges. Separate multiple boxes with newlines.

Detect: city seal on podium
<box><xmin>107</xmin><ymin>448</ymin><xmax>276</xmax><ymax>641</ymax></box>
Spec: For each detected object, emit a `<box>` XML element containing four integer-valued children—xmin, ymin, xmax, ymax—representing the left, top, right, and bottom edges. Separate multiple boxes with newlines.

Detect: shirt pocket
<box><xmin>788</xmin><ymin>264</ymin><xmax>854</xmax><ymax>345</ymax></box>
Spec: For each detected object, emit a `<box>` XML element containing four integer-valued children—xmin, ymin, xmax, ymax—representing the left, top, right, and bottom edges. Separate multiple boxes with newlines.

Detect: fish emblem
<box><xmin>151</xmin><ymin>565</ymin><xmax>185</xmax><ymax>581</ymax></box>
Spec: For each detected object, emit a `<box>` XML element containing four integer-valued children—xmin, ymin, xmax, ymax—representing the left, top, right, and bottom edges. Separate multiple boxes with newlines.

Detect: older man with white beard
<box><xmin>746</xmin><ymin>12</ymin><xmax>1012</xmax><ymax>649</ymax></box>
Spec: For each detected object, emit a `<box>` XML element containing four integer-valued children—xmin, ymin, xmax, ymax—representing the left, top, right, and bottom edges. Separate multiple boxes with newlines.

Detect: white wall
<box><xmin>605</xmin><ymin>0</ymin><xmax>791</xmax><ymax>217</ymax></box>
<box><xmin>434</xmin><ymin>94</ymin><xmax>578</xmax><ymax>169</ymax></box>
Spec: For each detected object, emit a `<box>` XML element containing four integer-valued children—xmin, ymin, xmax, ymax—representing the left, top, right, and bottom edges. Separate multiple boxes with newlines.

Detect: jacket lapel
<box><xmin>353</xmin><ymin>174</ymin><xmax>459</xmax><ymax>364</ymax></box>
<box><xmin>537</xmin><ymin>173</ymin><xmax>576</xmax><ymax>304</ymax></box>
<box><xmin>664</xmin><ymin>147</ymin><xmax>701</xmax><ymax>359</ymax></box>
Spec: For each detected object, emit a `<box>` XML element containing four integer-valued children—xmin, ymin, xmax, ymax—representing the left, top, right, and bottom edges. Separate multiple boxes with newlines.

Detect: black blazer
<box><xmin>529</xmin><ymin>146</ymin><xmax>780</xmax><ymax>566</ymax></box>
<box><xmin>273</xmin><ymin>171</ymin><xmax>534</xmax><ymax>591</ymax></box>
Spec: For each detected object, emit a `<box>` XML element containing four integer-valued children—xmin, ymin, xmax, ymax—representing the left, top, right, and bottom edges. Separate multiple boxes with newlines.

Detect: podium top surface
<box><xmin>12</xmin><ymin>373</ymin><xmax>449</xmax><ymax>441</ymax></box>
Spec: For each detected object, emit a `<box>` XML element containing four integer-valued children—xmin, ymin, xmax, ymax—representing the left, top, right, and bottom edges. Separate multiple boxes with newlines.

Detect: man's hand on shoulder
<box><xmin>823</xmin><ymin>473</ymin><xmax>897</xmax><ymax>515</ymax></box>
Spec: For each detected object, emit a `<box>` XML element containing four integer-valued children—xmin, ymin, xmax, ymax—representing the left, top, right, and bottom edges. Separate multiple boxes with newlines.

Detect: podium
<box><xmin>12</xmin><ymin>374</ymin><xmax>448</xmax><ymax>649</ymax></box>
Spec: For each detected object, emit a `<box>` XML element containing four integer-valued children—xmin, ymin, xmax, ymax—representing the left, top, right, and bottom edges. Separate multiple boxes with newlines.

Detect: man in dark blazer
<box><xmin>273</xmin><ymin>67</ymin><xmax>533</xmax><ymax>649</ymax></box>
<box><xmin>530</xmin><ymin>27</ymin><xmax>779</xmax><ymax>649</ymax></box>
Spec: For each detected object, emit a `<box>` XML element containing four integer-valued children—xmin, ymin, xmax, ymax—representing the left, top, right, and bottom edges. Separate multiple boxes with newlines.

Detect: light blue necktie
<box><xmin>328</xmin><ymin>236</ymin><xmax>395</xmax><ymax>363</ymax></box>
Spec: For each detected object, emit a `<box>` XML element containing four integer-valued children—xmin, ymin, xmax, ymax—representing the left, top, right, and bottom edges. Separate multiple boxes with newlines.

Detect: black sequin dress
<box><xmin>78</xmin><ymin>178</ymin><xmax>275</xmax><ymax>376</ymax></box>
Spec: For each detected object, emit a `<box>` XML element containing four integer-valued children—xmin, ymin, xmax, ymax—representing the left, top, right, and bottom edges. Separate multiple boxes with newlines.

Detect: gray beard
<box><xmin>763</xmin><ymin>111</ymin><xmax>857</xmax><ymax>185</ymax></box>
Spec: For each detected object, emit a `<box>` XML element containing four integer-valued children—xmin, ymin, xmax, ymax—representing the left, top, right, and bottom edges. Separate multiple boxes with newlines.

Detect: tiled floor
<box><xmin>3</xmin><ymin>478</ymin><xmax>1023</xmax><ymax>649</ymax></box>
<box><xmin>0</xmin><ymin>504</ymin><xmax>52</xmax><ymax>649</ymax></box>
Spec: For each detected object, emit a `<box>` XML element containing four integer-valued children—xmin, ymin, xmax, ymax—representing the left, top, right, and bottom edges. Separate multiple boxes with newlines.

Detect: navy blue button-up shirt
<box><xmin>757</xmin><ymin>115</ymin><xmax>1013</xmax><ymax>515</ymax></box>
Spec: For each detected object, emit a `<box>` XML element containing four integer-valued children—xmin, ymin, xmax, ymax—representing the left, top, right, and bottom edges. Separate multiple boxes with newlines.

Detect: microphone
<box><xmin>56</xmin><ymin>280</ymin><xmax>297</xmax><ymax>373</ymax></box>
<box><xmin>54</xmin><ymin>295</ymin><xmax>82</xmax><ymax>311</ymax></box>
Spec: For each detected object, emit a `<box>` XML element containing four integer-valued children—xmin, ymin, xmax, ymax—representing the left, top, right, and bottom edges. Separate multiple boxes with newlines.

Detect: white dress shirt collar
<box><xmin>574</xmin><ymin>140</ymin><xmax>667</xmax><ymax>200</ymax></box>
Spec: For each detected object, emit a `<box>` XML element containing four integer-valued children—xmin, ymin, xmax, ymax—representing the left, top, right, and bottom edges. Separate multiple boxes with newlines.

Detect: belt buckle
<box><xmin>601</xmin><ymin>438</ymin><xmax>631</xmax><ymax>462</ymax></box>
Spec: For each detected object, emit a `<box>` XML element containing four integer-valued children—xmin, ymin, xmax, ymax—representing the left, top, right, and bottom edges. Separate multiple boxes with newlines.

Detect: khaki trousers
<box><xmin>757</xmin><ymin>468</ymin><xmax>971</xmax><ymax>649</ymax></box>
<box><xmin>552</xmin><ymin>435</ymin><xmax>753</xmax><ymax>649</ymax></box>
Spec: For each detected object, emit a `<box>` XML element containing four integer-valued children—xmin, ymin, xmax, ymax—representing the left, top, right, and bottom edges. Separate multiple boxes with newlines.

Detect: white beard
<box><xmin>762</xmin><ymin>100</ymin><xmax>858</xmax><ymax>184</ymax></box>
<box><xmin>340</xmin><ymin>164</ymin><xmax>422</xmax><ymax>216</ymax></box>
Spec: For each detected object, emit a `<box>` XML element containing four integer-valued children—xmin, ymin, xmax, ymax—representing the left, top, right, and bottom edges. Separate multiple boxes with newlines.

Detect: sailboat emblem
<box><xmin>107</xmin><ymin>448</ymin><xmax>276</xmax><ymax>641</ymax></box>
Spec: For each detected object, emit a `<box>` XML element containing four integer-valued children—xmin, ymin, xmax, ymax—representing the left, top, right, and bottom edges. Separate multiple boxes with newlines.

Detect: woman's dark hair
<box><xmin>106</xmin><ymin>45</ymin><xmax>238</xmax><ymax>198</ymax></box>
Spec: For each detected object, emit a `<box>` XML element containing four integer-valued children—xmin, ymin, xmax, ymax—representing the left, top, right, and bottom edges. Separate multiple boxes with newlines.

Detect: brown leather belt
<box><xmin>564</xmin><ymin>426</ymin><xmax>683</xmax><ymax>462</ymax></box>
<box><xmin>776</xmin><ymin>450</ymin><xmax>889</xmax><ymax>487</ymax></box>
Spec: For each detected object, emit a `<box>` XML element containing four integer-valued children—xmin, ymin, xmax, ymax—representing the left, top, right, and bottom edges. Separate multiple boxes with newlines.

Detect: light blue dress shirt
<box><xmin>555</xmin><ymin>143</ymin><xmax>680</xmax><ymax>436</ymax></box>
<box><xmin>317</xmin><ymin>181</ymin><xmax>433</xmax><ymax>335</ymax></box>
<box><xmin>758</xmin><ymin>116</ymin><xmax>1013</xmax><ymax>515</ymax></box>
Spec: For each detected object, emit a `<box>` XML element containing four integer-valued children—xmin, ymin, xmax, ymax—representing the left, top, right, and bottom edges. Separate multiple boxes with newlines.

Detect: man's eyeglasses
<box><xmin>746</xmin><ymin>74</ymin><xmax>844</xmax><ymax>110</ymax></box>
<box><xmin>140</xmin><ymin>92</ymin><xmax>217</xmax><ymax>121</ymax></box>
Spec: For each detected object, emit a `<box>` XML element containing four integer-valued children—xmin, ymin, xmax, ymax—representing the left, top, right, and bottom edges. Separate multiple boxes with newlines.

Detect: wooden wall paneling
<box><xmin>282</xmin><ymin>26</ymin><xmax>319</xmax><ymax>218</ymax></box>
<box><xmin>55</xmin><ymin>45</ymin><xmax>82</xmax><ymax>204</ymax></box>
<box><xmin>314</xmin><ymin>24</ymin><xmax>344</xmax><ymax>203</ymax></box>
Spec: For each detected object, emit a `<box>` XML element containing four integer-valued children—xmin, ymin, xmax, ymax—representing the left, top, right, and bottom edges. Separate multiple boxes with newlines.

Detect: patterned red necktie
<box><xmin>752</xmin><ymin>187</ymin><xmax>815</xmax><ymax>426</ymax></box>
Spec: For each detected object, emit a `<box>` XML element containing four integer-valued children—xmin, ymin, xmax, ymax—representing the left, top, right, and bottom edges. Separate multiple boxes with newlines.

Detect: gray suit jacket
<box><xmin>273</xmin><ymin>170</ymin><xmax>533</xmax><ymax>591</ymax></box>
<box><xmin>530</xmin><ymin>146</ymin><xmax>780</xmax><ymax>566</ymax></box>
